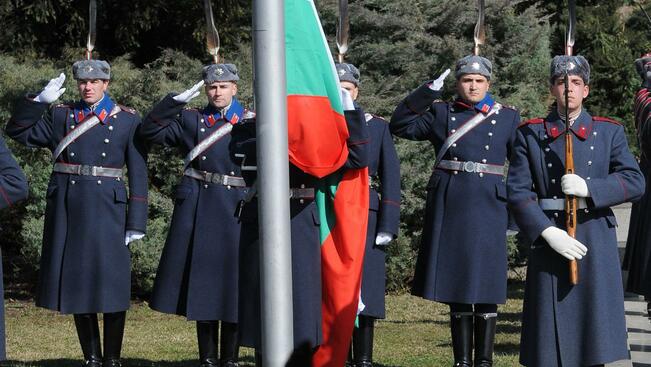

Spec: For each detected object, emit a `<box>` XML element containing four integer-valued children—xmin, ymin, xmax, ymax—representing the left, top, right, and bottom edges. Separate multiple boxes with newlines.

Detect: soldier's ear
<box><xmin>233</xmin><ymin>83</ymin><xmax>238</xmax><ymax>95</ymax></box>
<box><xmin>582</xmin><ymin>84</ymin><xmax>590</xmax><ymax>99</ymax></box>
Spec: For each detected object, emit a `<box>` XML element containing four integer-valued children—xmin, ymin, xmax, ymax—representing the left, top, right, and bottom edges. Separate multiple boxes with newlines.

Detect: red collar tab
<box><xmin>571</xmin><ymin>123</ymin><xmax>590</xmax><ymax>140</ymax></box>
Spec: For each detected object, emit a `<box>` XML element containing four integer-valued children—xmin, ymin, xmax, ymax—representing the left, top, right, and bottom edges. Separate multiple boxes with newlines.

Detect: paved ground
<box><xmin>606</xmin><ymin>203</ymin><xmax>651</xmax><ymax>367</ymax></box>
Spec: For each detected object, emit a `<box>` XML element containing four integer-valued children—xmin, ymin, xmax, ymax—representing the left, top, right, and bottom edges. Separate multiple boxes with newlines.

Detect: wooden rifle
<box><xmin>565</xmin><ymin>0</ymin><xmax>579</xmax><ymax>285</ymax></box>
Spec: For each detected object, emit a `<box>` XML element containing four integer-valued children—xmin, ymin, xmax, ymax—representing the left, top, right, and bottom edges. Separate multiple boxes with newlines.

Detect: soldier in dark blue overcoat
<box><xmin>390</xmin><ymin>55</ymin><xmax>520</xmax><ymax>367</ymax></box>
<box><xmin>6</xmin><ymin>60</ymin><xmax>148</xmax><ymax>367</ymax></box>
<box><xmin>507</xmin><ymin>55</ymin><xmax>645</xmax><ymax>367</ymax></box>
<box><xmin>0</xmin><ymin>135</ymin><xmax>29</xmax><ymax>361</ymax></box>
<box><xmin>141</xmin><ymin>64</ymin><xmax>250</xmax><ymax>367</ymax></box>
<box><xmin>623</xmin><ymin>53</ymin><xmax>651</xmax><ymax>316</ymax></box>
<box><xmin>336</xmin><ymin>63</ymin><xmax>400</xmax><ymax>367</ymax></box>
<box><xmin>236</xmin><ymin>88</ymin><xmax>369</xmax><ymax>364</ymax></box>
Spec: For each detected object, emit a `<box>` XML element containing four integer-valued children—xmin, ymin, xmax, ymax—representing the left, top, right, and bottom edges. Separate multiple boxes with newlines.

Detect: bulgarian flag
<box><xmin>285</xmin><ymin>0</ymin><xmax>369</xmax><ymax>366</ymax></box>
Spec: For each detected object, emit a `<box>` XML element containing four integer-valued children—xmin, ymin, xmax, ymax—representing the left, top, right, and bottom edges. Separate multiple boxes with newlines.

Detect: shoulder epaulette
<box><xmin>502</xmin><ymin>104</ymin><xmax>518</xmax><ymax>111</ymax></box>
<box><xmin>118</xmin><ymin>105</ymin><xmax>137</xmax><ymax>115</ymax></box>
<box><xmin>373</xmin><ymin>114</ymin><xmax>388</xmax><ymax>122</ymax></box>
<box><xmin>432</xmin><ymin>99</ymin><xmax>445</xmax><ymax>104</ymax></box>
<box><xmin>183</xmin><ymin>107</ymin><xmax>200</xmax><ymax>111</ymax></box>
<box><xmin>518</xmin><ymin>118</ymin><xmax>544</xmax><ymax>128</ymax></box>
<box><xmin>592</xmin><ymin>116</ymin><xmax>621</xmax><ymax>125</ymax></box>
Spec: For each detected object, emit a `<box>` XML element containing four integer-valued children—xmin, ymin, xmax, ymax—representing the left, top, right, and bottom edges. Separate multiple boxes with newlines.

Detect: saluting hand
<box><xmin>34</xmin><ymin>73</ymin><xmax>66</xmax><ymax>104</ymax></box>
<box><xmin>561</xmin><ymin>174</ymin><xmax>590</xmax><ymax>197</ymax></box>
<box><xmin>541</xmin><ymin>226</ymin><xmax>588</xmax><ymax>261</ymax></box>
<box><xmin>340</xmin><ymin>88</ymin><xmax>355</xmax><ymax>111</ymax></box>
<box><xmin>428</xmin><ymin>68</ymin><xmax>451</xmax><ymax>92</ymax></box>
<box><xmin>173</xmin><ymin>80</ymin><xmax>205</xmax><ymax>103</ymax></box>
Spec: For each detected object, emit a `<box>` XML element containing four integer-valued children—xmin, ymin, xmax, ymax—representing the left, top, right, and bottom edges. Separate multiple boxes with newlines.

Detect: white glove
<box><xmin>540</xmin><ymin>226</ymin><xmax>588</xmax><ymax>260</ymax></box>
<box><xmin>34</xmin><ymin>73</ymin><xmax>66</xmax><ymax>103</ymax></box>
<box><xmin>561</xmin><ymin>174</ymin><xmax>590</xmax><ymax>197</ymax></box>
<box><xmin>173</xmin><ymin>80</ymin><xmax>204</xmax><ymax>103</ymax></box>
<box><xmin>125</xmin><ymin>230</ymin><xmax>145</xmax><ymax>246</ymax></box>
<box><xmin>375</xmin><ymin>232</ymin><xmax>393</xmax><ymax>246</ymax></box>
<box><xmin>428</xmin><ymin>68</ymin><xmax>451</xmax><ymax>91</ymax></box>
<box><xmin>340</xmin><ymin>88</ymin><xmax>355</xmax><ymax>111</ymax></box>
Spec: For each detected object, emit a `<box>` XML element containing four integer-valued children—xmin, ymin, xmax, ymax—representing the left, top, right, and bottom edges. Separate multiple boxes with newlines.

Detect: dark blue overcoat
<box><xmin>390</xmin><ymin>84</ymin><xmax>520</xmax><ymax>304</ymax></box>
<box><xmin>237</xmin><ymin>108</ymin><xmax>369</xmax><ymax>350</ymax></box>
<box><xmin>507</xmin><ymin>110</ymin><xmax>644</xmax><ymax>366</ymax></box>
<box><xmin>141</xmin><ymin>95</ymin><xmax>250</xmax><ymax>322</ymax></box>
<box><xmin>7</xmin><ymin>95</ymin><xmax>148</xmax><ymax>314</ymax></box>
<box><xmin>0</xmin><ymin>135</ymin><xmax>29</xmax><ymax>360</ymax></box>
<box><xmin>623</xmin><ymin>87</ymin><xmax>651</xmax><ymax>297</ymax></box>
<box><xmin>359</xmin><ymin>113</ymin><xmax>400</xmax><ymax>319</ymax></box>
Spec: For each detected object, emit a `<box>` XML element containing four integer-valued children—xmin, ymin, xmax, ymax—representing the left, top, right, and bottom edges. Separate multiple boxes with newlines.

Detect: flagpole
<box><xmin>252</xmin><ymin>0</ymin><xmax>294</xmax><ymax>366</ymax></box>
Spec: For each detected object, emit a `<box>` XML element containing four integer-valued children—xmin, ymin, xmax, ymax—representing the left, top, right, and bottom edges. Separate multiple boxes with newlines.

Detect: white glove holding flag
<box><xmin>429</xmin><ymin>68</ymin><xmax>451</xmax><ymax>91</ymax></box>
<box><xmin>34</xmin><ymin>73</ymin><xmax>66</xmax><ymax>103</ymax></box>
<box><xmin>173</xmin><ymin>80</ymin><xmax>204</xmax><ymax>103</ymax></box>
<box><xmin>375</xmin><ymin>232</ymin><xmax>393</xmax><ymax>246</ymax></box>
<box><xmin>561</xmin><ymin>174</ymin><xmax>590</xmax><ymax>197</ymax></box>
<box><xmin>340</xmin><ymin>88</ymin><xmax>355</xmax><ymax>111</ymax></box>
<box><xmin>541</xmin><ymin>226</ymin><xmax>587</xmax><ymax>261</ymax></box>
<box><xmin>125</xmin><ymin>230</ymin><xmax>145</xmax><ymax>246</ymax></box>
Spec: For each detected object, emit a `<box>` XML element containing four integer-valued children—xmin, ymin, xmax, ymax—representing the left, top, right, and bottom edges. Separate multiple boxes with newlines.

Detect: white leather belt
<box><xmin>437</xmin><ymin>160</ymin><xmax>505</xmax><ymax>176</ymax></box>
<box><xmin>53</xmin><ymin>163</ymin><xmax>123</xmax><ymax>178</ymax></box>
<box><xmin>539</xmin><ymin>197</ymin><xmax>588</xmax><ymax>211</ymax></box>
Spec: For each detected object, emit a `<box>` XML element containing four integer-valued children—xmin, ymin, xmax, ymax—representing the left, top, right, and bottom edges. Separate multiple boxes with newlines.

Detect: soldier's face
<box><xmin>340</xmin><ymin>81</ymin><xmax>359</xmax><ymax>101</ymax></box>
<box><xmin>456</xmin><ymin>74</ymin><xmax>490</xmax><ymax>103</ymax></box>
<box><xmin>551</xmin><ymin>75</ymin><xmax>589</xmax><ymax>111</ymax></box>
<box><xmin>206</xmin><ymin>82</ymin><xmax>238</xmax><ymax>109</ymax></box>
<box><xmin>77</xmin><ymin>79</ymin><xmax>109</xmax><ymax>105</ymax></box>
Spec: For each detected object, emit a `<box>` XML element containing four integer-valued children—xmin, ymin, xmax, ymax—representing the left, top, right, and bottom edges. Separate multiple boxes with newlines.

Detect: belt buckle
<box><xmin>80</xmin><ymin>165</ymin><xmax>92</xmax><ymax>176</ymax></box>
<box><xmin>221</xmin><ymin>174</ymin><xmax>230</xmax><ymax>186</ymax></box>
<box><xmin>463</xmin><ymin>161</ymin><xmax>476</xmax><ymax>173</ymax></box>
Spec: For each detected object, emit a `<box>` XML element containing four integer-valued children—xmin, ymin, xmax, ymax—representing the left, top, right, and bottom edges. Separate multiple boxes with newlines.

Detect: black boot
<box><xmin>474</xmin><ymin>313</ymin><xmax>497</xmax><ymax>367</ymax></box>
<box><xmin>346</xmin><ymin>341</ymin><xmax>354</xmax><ymax>367</ymax></box>
<box><xmin>74</xmin><ymin>313</ymin><xmax>103</xmax><ymax>367</ymax></box>
<box><xmin>197</xmin><ymin>321</ymin><xmax>220</xmax><ymax>367</ymax></box>
<box><xmin>103</xmin><ymin>312</ymin><xmax>126</xmax><ymax>367</ymax></box>
<box><xmin>220</xmin><ymin>322</ymin><xmax>239</xmax><ymax>367</ymax></box>
<box><xmin>450</xmin><ymin>312</ymin><xmax>473</xmax><ymax>367</ymax></box>
<box><xmin>353</xmin><ymin>316</ymin><xmax>374</xmax><ymax>367</ymax></box>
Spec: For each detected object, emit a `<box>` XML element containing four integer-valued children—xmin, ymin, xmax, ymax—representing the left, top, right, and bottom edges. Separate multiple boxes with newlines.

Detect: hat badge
<box><xmin>471</xmin><ymin>62</ymin><xmax>481</xmax><ymax>70</ymax></box>
<box><xmin>84</xmin><ymin>65</ymin><xmax>94</xmax><ymax>73</ymax></box>
<box><xmin>216</xmin><ymin>67</ymin><xmax>224</xmax><ymax>76</ymax></box>
<box><xmin>338</xmin><ymin>68</ymin><xmax>346</xmax><ymax>77</ymax></box>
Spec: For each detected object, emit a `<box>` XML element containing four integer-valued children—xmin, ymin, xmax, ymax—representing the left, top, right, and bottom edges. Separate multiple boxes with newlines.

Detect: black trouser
<box><xmin>448</xmin><ymin>303</ymin><xmax>498</xmax><ymax>367</ymax></box>
<box><xmin>196</xmin><ymin>320</ymin><xmax>239</xmax><ymax>366</ymax></box>
<box><xmin>74</xmin><ymin>312</ymin><xmax>126</xmax><ymax>366</ymax></box>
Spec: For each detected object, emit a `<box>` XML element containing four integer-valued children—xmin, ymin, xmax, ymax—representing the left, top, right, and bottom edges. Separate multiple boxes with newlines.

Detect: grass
<box><xmin>0</xmin><ymin>280</ymin><xmax>524</xmax><ymax>366</ymax></box>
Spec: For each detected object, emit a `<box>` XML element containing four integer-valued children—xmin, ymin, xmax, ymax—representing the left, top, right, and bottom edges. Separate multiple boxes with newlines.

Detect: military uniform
<box><xmin>7</xmin><ymin>59</ymin><xmax>148</xmax><ymax>367</ymax></box>
<box><xmin>390</xmin><ymin>55</ymin><xmax>519</xmax><ymax>367</ymax></box>
<box><xmin>359</xmin><ymin>112</ymin><xmax>400</xmax><ymax>319</ymax></box>
<box><xmin>237</xmin><ymin>107</ymin><xmax>368</xmax><ymax>352</ymax></box>
<box><xmin>335</xmin><ymin>63</ymin><xmax>400</xmax><ymax>367</ymax></box>
<box><xmin>391</xmin><ymin>88</ymin><xmax>519</xmax><ymax>305</ymax></box>
<box><xmin>623</xmin><ymin>59</ymin><xmax>651</xmax><ymax>301</ymax></box>
<box><xmin>7</xmin><ymin>90</ymin><xmax>147</xmax><ymax>314</ymax></box>
<box><xmin>0</xmin><ymin>136</ymin><xmax>29</xmax><ymax>360</ymax></box>
<box><xmin>142</xmin><ymin>64</ymin><xmax>247</xmax><ymax>367</ymax></box>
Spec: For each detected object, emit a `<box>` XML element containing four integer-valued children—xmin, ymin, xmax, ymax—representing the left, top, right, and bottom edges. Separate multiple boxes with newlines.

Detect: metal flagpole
<box><xmin>252</xmin><ymin>0</ymin><xmax>294</xmax><ymax>366</ymax></box>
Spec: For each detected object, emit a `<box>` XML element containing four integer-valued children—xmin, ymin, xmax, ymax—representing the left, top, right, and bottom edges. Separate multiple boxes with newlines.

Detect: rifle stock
<box><xmin>565</xmin><ymin>132</ymin><xmax>579</xmax><ymax>285</ymax></box>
